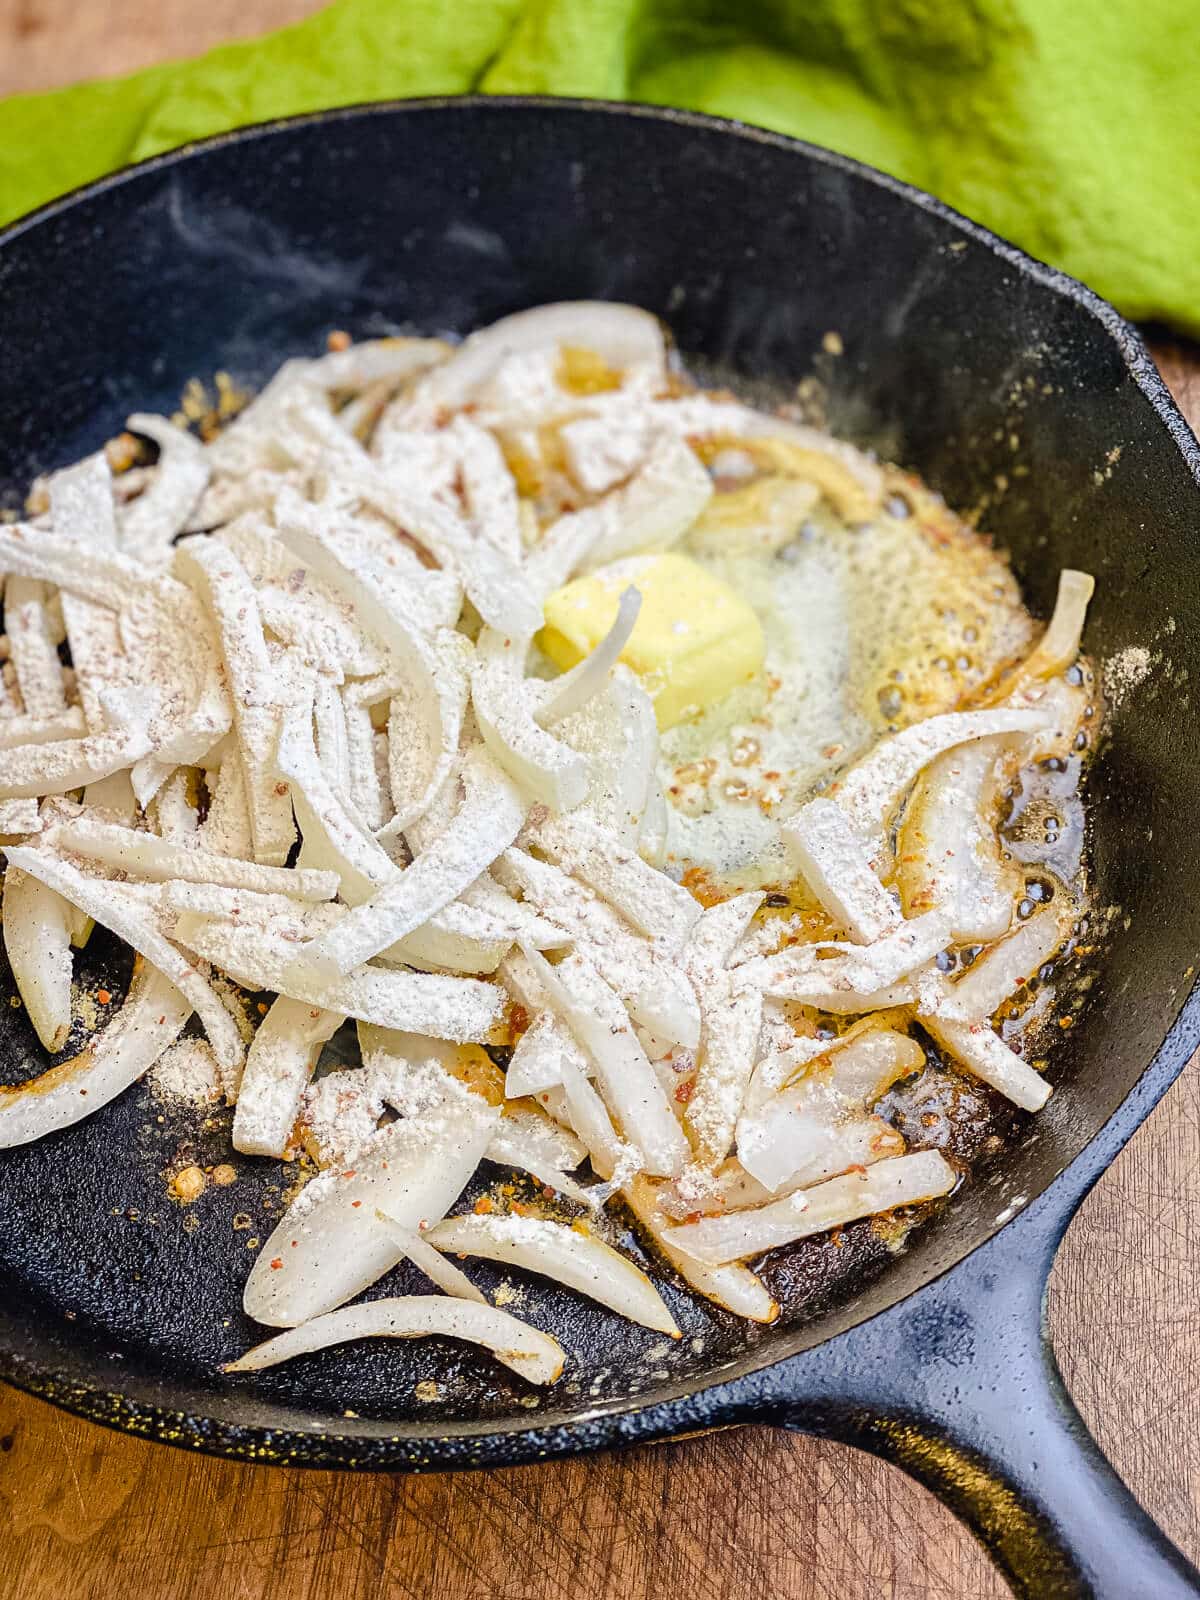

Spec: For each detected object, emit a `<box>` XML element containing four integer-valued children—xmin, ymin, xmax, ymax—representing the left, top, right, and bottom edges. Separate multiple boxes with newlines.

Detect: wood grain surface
<box><xmin>2</xmin><ymin>7</ymin><xmax>1200</xmax><ymax>1597</ymax></box>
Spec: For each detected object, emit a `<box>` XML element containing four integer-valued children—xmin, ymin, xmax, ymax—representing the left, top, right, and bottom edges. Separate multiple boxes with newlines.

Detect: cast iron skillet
<box><xmin>1</xmin><ymin>98</ymin><xmax>1199</xmax><ymax>1600</ymax></box>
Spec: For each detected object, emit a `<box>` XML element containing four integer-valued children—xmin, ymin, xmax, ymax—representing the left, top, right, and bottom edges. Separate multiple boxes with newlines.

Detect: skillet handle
<box><xmin>766</xmin><ymin>1199</ymin><xmax>1200</xmax><ymax>1599</ymax></box>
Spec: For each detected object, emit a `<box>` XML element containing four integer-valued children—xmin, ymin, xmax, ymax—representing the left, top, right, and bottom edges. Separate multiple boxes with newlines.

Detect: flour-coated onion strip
<box><xmin>228</xmin><ymin>1295</ymin><xmax>563</xmax><ymax>1385</ymax></box>
<box><xmin>486</xmin><ymin>1103</ymin><xmax>594</xmax><ymax>1207</ymax></box>
<box><xmin>497</xmin><ymin>847</ymin><xmax>700</xmax><ymax>1048</ymax></box>
<box><xmin>896</xmin><ymin>737</ymin><xmax>1019</xmax><ymax>943</ymax></box>
<box><xmin>503</xmin><ymin>1007</ymin><xmax>587</xmax><ymax>1098</ymax></box>
<box><xmin>160</xmin><ymin>881</ymin><xmax>344</xmax><ymax>934</ymax></box>
<box><xmin>2</xmin><ymin>866</ymin><xmax>73</xmax><ymax>1052</ymax></box>
<box><xmin>471</xmin><ymin>628</ymin><xmax>589</xmax><ymax>813</ymax></box>
<box><xmin>116</xmin><ymin>578</ymin><xmax>232</xmax><ymax>771</ymax></box>
<box><xmin>47</xmin><ymin>816</ymin><xmax>339</xmax><ymax>900</ymax></box>
<box><xmin>946</xmin><ymin>908</ymin><xmax>1068</xmax><ymax>1022</ymax></box>
<box><xmin>47</xmin><ymin>452</ymin><xmax>118</xmax><ymax>548</ymax></box>
<box><xmin>312</xmin><ymin>674</ymin><xmax>350</xmax><ymax>794</ymax></box>
<box><xmin>232</xmin><ymin>998</ymin><xmax>341</xmax><ymax>1157</ymax></box>
<box><xmin>521</xmin><ymin>946</ymin><xmax>688</xmax><ymax>1178</ymax></box>
<box><xmin>0</xmin><ymin>961</ymin><xmax>191</xmax><ymax>1148</ymax></box>
<box><xmin>172</xmin><ymin>913</ymin><xmax>505</xmax><ymax>1041</ymax></box>
<box><xmin>299</xmin><ymin>748</ymin><xmax>527</xmax><ymax>979</ymax></box>
<box><xmin>450</xmin><ymin>414</ymin><xmax>523</xmax><ymax>562</ymax></box>
<box><xmin>552</xmin><ymin>667</ymin><xmax>660</xmax><ymax>848</ymax></box>
<box><xmin>382</xmin><ymin>903</ymin><xmax>509</xmax><ymax>976</ymax></box>
<box><xmin>276</xmin><ymin>692</ymin><xmax>399</xmax><ymax>905</ymax></box>
<box><xmin>242</xmin><ymin>1095</ymin><xmax>500</xmax><ymax>1326</ymax></box>
<box><xmin>0</xmin><ymin>800</ymin><xmax>41</xmax><ymax>835</ymax></box>
<box><xmin>311</xmin><ymin>336</ymin><xmax>451</xmax><ymax>393</ymax></box>
<box><xmin>176</xmin><ymin>537</ymin><xmax>296</xmax><ymax>865</ymax></box>
<box><xmin>780</xmin><ymin>797</ymin><xmax>902</xmax><ymax>945</ymax></box>
<box><xmin>666</xmin><ymin>1151</ymin><xmax>957</xmax><ymax>1265</ymax></box>
<box><xmin>832</xmin><ymin>708</ymin><xmax>1053</xmax><ymax>849</ymax></box>
<box><xmin>0</xmin><ymin>707</ymin><xmax>86</xmax><ymax>750</ymax></box>
<box><xmin>340</xmin><ymin>688</ymin><xmax>388</xmax><ymax>832</ymax></box>
<box><xmin>735</xmin><ymin>1098</ymin><xmax>906</xmax><ymax>1195</ymax></box>
<box><xmin>199</xmin><ymin>747</ymin><xmax>253</xmax><ymax>858</ymax></box>
<box><xmin>530</xmin><ymin>813</ymin><xmax>701</xmax><ymax>953</ymax></box>
<box><xmin>526</xmin><ymin>435</ymin><xmax>713</xmax><ymax>598</ymax></box>
<box><xmin>624</xmin><ymin>1175</ymin><xmax>779</xmax><ymax>1323</ymax></box>
<box><xmin>428</xmin><ymin>1213</ymin><xmax>680</xmax><ymax>1336</ymax></box>
<box><xmin>0</xmin><ymin>688</ymin><xmax>157</xmax><ymax>800</ymax></box>
<box><xmin>537</xmin><ymin>586</ymin><xmax>642</xmax><ymax>727</ymax></box>
<box><xmin>4</xmin><ymin>846</ymin><xmax>245</xmax><ymax>1078</ymax></box>
<box><xmin>409</xmin><ymin>301</ymin><xmax>666</xmax><ymax>419</ymax></box>
<box><xmin>373</xmin><ymin>1212</ymin><xmax>488</xmax><ymax>1304</ymax></box>
<box><xmin>120</xmin><ymin>414</ymin><xmax>209</xmax><ymax>561</ymax></box>
<box><xmin>0</xmin><ymin>525</ymin><xmax>143</xmax><ymax>610</ymax></box>
<box><xmin>4</xmin><ymin>578</ymin><xmax>67</xmax><ymax>719</ymax></box>
<box><xmin>382</xmin><ymin>631</ymin><xmax>471</xmax><ymax>838</ymax></box>
<box><xmin>921</xmin><ymin>1006</ymin><xmax>1052</xmax><ymax>1112</ymax></box>
<box><xmin>736</xmin><ymin>910</ymin><xmax>952</xmax><ymax>1001</ymax></box>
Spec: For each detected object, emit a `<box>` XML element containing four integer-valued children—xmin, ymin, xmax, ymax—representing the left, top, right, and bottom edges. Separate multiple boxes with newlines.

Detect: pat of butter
<box><xmin>540</xmin><ymin>553</ymin><xmax>766</xmax><ymax>729</ymax></box>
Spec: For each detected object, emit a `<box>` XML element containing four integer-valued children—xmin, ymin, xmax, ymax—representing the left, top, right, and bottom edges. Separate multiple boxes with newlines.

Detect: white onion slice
<box><xmin>0</xmin><ymin>689</ymin><xmax>156</xmax><ymax>800</ymax></box>
<box><xmin>781</xmin><ymin>797</ymin><xmax>902</xmax><ymax>945</ymax></box>
<box><xmin>298</xmin><ymin>747</ymin><xmax>526</xmax><ymax>978</ymax></box>
<box><xmin>947</xmin><ymin>908</ymin><xmax>1067</xmax><ymax>1022</ymax></box>
<box><xmin>896</xmin><ymin>737</ymin><xmax>1019</xmax><ymax>942</ymax></box>
<box><xmin>486</xmin><ymin>1102</ymin><xmax>594</xmax><ymax>1206</ymax></box>
<box><xmin>120</xmin><ymin>414</ymin><xmax>209</xmax><ymax>561</ymax></box>
<box><xmin>736</xmin><ymin>1098</ymin><xmax>905</xmax><ymax>1193</ymax></box>
<box><xmin>172</xmin><ymin>913</ymin><xmax>505</xmax><ymax>1041</ymax></box>
<box><xmin>920</xmin><ymin>1005</ymin><xmax>1051</xmax><ymax>1112</ymax></box>
<box><xmin>47</xmin><ymin>816</ymin><xmax>338</xmax><ymax>900</ymax></box>
<box><xmin>537</xmin><ymin>586</ymin><xmax>642</xmax><ymax>727</ymax></box>
<box><xmin>504</xmin><ymin>1008</ymin><xmax>586</xmax><ymax>1098</ymax></box>
<box><xmin>243</xmin><ymin>1093</ymin><xmax>499</xmax><ymax>1326</ymax></box>
<box><xmin>227</xmin><ymin>1294</ymin><xmax>564</xmax><ymax>1385</ymax></box>
<box><xmin>666</xmin><ymin>1150</ymin><xmax>957</xmax><ymax>1264</ymax></box>
<box><xmin>0</xmin><ymin>708</ymin><xmax>86</xmax><ymax>751</ymax></box>
<box><xmin>4</xmin><ymin>846</ymin><xmax>245</xmax><ymax>1079</ymax></box>
<box><xmin>0</xmin><ymin>961</ymin><xmax>191</xmax><ymax>1147</ymax></box>
<box><xmin>0</xmin><ymin>525</ymin><xmax>144</xmax><ymax>610</ymax></box>
<box><xmin>736</xmin><ymin>910</ymin><xmax>952</xmax><ymax>1001</ymax></box>
<box><xmin>2</xmin><ymin>866</ymin><xmax>73</xmax><ymax>1051</ymax></box>
<box><xmin>5</xmin><ymin>578</ymin><xmax>67</xmax><ymax>720</ymax></box>
<box><xmin>428</xmin><ymin>1212</ymin><xmax>680</xmax><ymax>1336</ymax></box>
<box><xmin>231</xmin><ymin>998</ymin><xmax>341</xmax><ymax>1156</ymax></box>
<box><xmin>519</xmin><ymin>946</ymin><xmax>688</xmax><ymax>1178</ymax></box>
<box><xmin>0</xmin><ymin>800</ymin><xmax>41</xmax><ymax>835</ymax></box>
<box><xmin>374</xmin><ymin>1212</ymin><xmax>488</xmax><ymax>1304</ymax></box>
<box><xmin>450</xmin><ymin>415</ymin><xmax>523</xmax><ymax>562</ymax></box>
<box><xmin>832</xmin><ymin>708</ymin><xmax>1052</xmax><ymax>850</ymax></box>
<box><xmin>553</xmin><ymin>666</ymin><xmax>659</xmax><ymax>846</ymax></box>
<box><xmin>1002</xmin><ymin>569</ymin><xmax>1095</xmax><ymax>690</ymax></box>
<box><xmin>623</xmin><ymin>1175</ymin><xmax>778</xmax><ymax>1323</ymax></box>
<box><xmin>530</xmin><ymin>813</ymin><xmax>701</xmax><ymax>953</ymax></box>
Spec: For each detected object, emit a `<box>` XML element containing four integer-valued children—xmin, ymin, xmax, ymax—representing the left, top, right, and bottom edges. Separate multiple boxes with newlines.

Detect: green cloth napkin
<box><xmin>3</xmin><ymin>0</ymin><xmax>1199</xmax><ymax>334</ymax></box>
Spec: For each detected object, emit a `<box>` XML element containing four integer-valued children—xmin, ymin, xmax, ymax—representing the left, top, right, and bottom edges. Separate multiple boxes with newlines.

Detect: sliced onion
<box><xmin>4</xmin><ymin>846</ymin><xmax>244</xmax><ymax>1078</ymax></box>
<box><xmin>530</xmin><ymin>813</ymin><xmax>701</xmax><ymax>953</ymax></box>
<box><xmin>471</xmin><ymin>629</ymin><xmax>588</xmax><ymax>812</ymax></box>
<box><xmin>896</xmin><ymin>736</ymin><xmax>1020</xmax><ymax>942</ymax></box>
<box><xmin>450</xmin><ymin>415</ymin><xmax>523</xmax><ymax>562</ymax></box>
<box><xmin>0</xmin><ymin>524</ymin><xmax>144</xmax><ymax>610</ymax></box>
<box><xmin>537</xmin><ymin>586</ymin><xmax>642</xmax><ymax>726</ymax></box>
<box><xmin>5</xmin><ymin>578</ymin><xmax>67</xmax><ymax>719</ymax></box>
<box><xmin>385</xmin><ymin>631</ymin><xmax>472</xmax><ymax>836</ymax></box>
<box><xmin>231</xmin><ymin>998</ymin><xmax>341</xmax><ymax>1156</ymax></box>
<box><xmin>242</xmin><ymin>1092</ymin><xmax>499</xmax><ymax>1326</ymax></box>
<box><xmin>172</xmin><ymin>913</ymin><xmax>505</xmax><ymax>1041</ymax></box>
<box><xmin>0</xmin><ymin>690</ymin><xmax>156</xmax><ymax>800</ymax></box>
<box><xmin>519</xmin><ymin>946</ymin><xmax>689</xmax><ymax>1178</ymax></box>
<box><xmin>48</xmin><ymin>816</ymin><xmax>338</xmax><ymax>900</ymax></box>
<box><xmin>0</xmin><ymin>960</ymin><xmax>190</xmax><ymax>1147</ymax></box>
<box><xmin>299</xmin><ymin>747</ymin><xmax>526</xmax><ymax>978</ymax></box>
<box><xmin>2</xmin><ymin>866</ymin><xmax>73</xmax><ymax>1051</ymax></box>
<box><xmin>373</xmin><ymin>1212</ymin><xmax>488</xmax><ymax>1303</ymax></box>
<box><xmin>736</xmin><ymin>909</ymin><xmax>952</xmax><ymax>1001</ymax></box>
<box><xmin>120</xmin><ymin>414</ymin><xmax>209</xmax><ymax>561</ymax></box>
<box><xmin>228</xmin><ymin>1294</ymin><xmax>564</xmax><ymax>1385</ymax></box>
<box><xmin>551</xmin><ymin>666</ymin><xmax>659</xmax><ymax>847</ymax></box>
<box><xmin>947</xmin><ymin>907</ymin><xmax>1068</xmax><ymax>1022</ymax></box>
<box><xmin>737</xmin><ymin>1098</ymin><xmax>905</xmax><ymax>1193</ymax></box>
<box><xmin>497</xmin><ymin>847</ymin><xmax>700</xmax><ymax>1048</ymax></box>
<box><xmin>412</xmin><ymin>302</ymin><xmax>666</xmax><ymax>417</ymax></box>
<box><xmin>782</xmin><ymin>796</ymin><xmax>902</xmax><ymax>944</ymax></box>
<box><xmin>920</xmin><ymin>1005</ymin><xmax>1051</xmax><ymax>1112</ymax></box>
<box><xmin>486</xmin><ymin>1102</ymin><xmax>593</xmax><ymax>1205</ymax></box>
<box><xmin>384</xmin><ymin>900</ymin><xmax>512</xmax><ymax>976</ymax></box>
<box><xmin>175</xmin><ymin>537</ymin><xmax>296</xmax><ymax>865</ymax></box>
<box><xmin>623</xmin><ymin>1175</ymin><xmax>779</xmax><ymax>1322</ymax></box>
<box><xmin>832</xmin><ymin>708</ymin><xmax>1052</xmax><ymax>851</ymax></box>
<box><xmin>992</xmin><ymin>569</ymin><xmax>1095</xmax><ymax>694</ymax></box>
<box><xmin>0</xmin><ymin>707</ymin><xmax>86</xmax><ymax>751</ymax></box>
<box><xmin>504</xmin><ymin>1008</ymin><xmax>585</xmax><ymax>1097</ymax></box>
<box><xmin>665</xmin><ymin>1150</ymin><xmax>957</xmax><ymax>1264</ymax></box>
<box><xmin>428</xmin><ymin>1212</ymin><xmax>679</xmax><ymax>1336</ymax></box>
<box><xmin>0</xmin><ymin>799</ymin><xmax>41</xmax><ymax>835</ymax></box>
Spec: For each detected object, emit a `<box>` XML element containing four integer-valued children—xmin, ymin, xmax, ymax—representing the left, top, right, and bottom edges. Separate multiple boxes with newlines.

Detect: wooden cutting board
<box><xmin>2</xmin><ymin>9</ymin><xmax>1199</xmax><ymax>1596</ymax></box>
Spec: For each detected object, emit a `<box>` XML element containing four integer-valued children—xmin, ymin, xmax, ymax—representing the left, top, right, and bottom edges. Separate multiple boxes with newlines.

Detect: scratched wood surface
<box><xmin>2</xmin><ymin>7</ymin><xmax>1200</xmax><ymax>1597</ymax></box>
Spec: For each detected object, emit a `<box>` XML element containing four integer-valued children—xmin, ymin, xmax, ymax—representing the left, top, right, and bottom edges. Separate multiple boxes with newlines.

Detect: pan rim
<box><xmin>3</xmin><ymin>92</ymin><xmax>1200</xmax><ymax>1469</ymax></box>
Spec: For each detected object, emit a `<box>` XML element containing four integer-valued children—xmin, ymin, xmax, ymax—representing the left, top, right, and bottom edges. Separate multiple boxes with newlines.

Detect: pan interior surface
<box><xmin>1</xmin><ymin>100</ymin><xmax>1199</xmax><ymax>1452</ymax></box>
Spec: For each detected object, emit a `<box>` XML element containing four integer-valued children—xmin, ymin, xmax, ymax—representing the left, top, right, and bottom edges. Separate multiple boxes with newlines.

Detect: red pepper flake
<box><xmin>341</xmin><ymin>1170</ymin><xmax>357</xmax><ymax>1179</ymax></box>
<box><xmin>351</xmin><ymin>1200</ymin><xmax>362</xmax><ymax>1208</ymax></box>
<box><xmin>274</xmin><ymin>782</ymin><xmax>290</xmax><ymax>797</ymax></box>
<box><xmin>474</xmin><ymin>1195</ymin><xmax>494</xmax><ymax>1214</ymax></box>
<box><xmin>326</xmin><ymin>329</ymin><xmax>352</xmax><ymax>352</ymax></box>
<box><xmin>674</xmin><ymin>1079</ymin><xmax>694</xmax><ymax>1104</ymax></box>
<box><xmin>97</xmin><ymin>988</ymin><xmax>112</xmax><ymax>1005</ymax></box>
<box><xmin>269</xmin><ymin>1257</ymin><xmax>284</xmax><ymax>1270</ymax></box>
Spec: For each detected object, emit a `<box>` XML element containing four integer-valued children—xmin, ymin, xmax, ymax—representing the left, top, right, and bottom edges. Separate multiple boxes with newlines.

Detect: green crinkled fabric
<box><xmin>2</xmin><ymin>0</ymin><xmax>1198</xmax><ymax>333</ymax></box>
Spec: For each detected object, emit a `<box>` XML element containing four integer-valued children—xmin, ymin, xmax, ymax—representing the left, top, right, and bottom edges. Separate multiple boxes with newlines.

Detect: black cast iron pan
<box><xmin>1</xmin><ymin>99</ymin><xmax>1199</xmax><ymax>1600</ymax></box>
